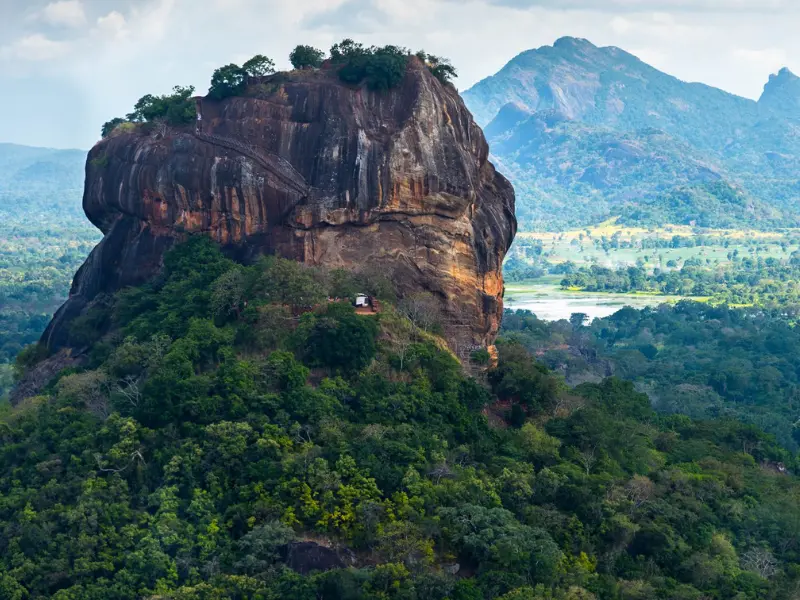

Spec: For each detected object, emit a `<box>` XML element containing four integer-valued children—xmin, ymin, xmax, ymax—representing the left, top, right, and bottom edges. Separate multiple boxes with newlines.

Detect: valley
<box><xmin>504</xmin><ymin>219</ymin><xmax>800</xmax><ymax>306</ymax></box>
<box><xmin>0</xmin><ymin>144</ymin><xmax>101</xmax><ymax>398</ymax></box>
<box><xmin>514</xmin><ymin>220</ymin><xmax>799</xmax><ymax>270</ymax></box>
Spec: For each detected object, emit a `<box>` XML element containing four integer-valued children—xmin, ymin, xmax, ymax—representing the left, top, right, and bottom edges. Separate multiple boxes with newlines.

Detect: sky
<box><xmin>0</xmin><ymin>0</ymin><xmax>798</xmax><ymax>149</ymax></box>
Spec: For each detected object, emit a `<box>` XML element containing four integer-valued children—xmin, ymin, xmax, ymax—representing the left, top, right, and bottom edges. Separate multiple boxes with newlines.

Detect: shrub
<box><xmin>89</xmin><ymin>154</ymin><xmax>110</xmax><ymax>169</ymax></box>
<box><xmin>210</xmin><ymin>55</ymin><xmax>276</xmax><ymax>100</ymax></box>
<box><xmin>471</xmin><ymin>348</ymin><xmax>491</xmax><ymax>365</ymax></box>
<box><xmin>307</xmin><ymin>302</ymin><xmax>378</xmax><ymax>374</ymax></box>
<box><xmin>242</xmin><ymin>54</ymin><xmax>276</xmax><ymax>78</ymax></box>
<box><xmin>290</xmin><ymin>45</ymin><xmax>325</xmax><ymax>70</ymax></box>
<box><xmin>209</xmin><ymin>64</ymin><xmax>248</xmax><ymax>100</ymax></box>
<box><xmin>329</xmin><ymin>38</ymin><xmax>367</xmax><ymax>63</ymax></box>
<box><xmin>416</xmin><ymin>51</ymin><xmax>458</xmax><ymax>85</ymax></box>
<box><xmin>101</xmin><ymin>117</ymin><xmax>125</xmax><ymax>138</ymax></box>
<box><xmin>364</xmin><ymin>46</ymin><xmax>409</xmax><ymax>91</ymax></box>
<box><xmin>330</xmin><ymin>39</ymin><xmax>410</xmax><ymax>91</ymax></box>
<box><xmin>13</xmin><ymin>343</ymin><xmax>48</xmax><ymax>379</ymax></box>
<box><xmin>126</xmin><ymin>85</ymin><xmax>196</xmax><ymax>126</ymax></box>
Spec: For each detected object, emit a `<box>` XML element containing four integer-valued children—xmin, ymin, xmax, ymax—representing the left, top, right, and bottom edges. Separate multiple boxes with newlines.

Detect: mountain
<box><xmin>0</xmin><ymin>143</ymin><xmax>85</xmax><ymax>192</ymax></box>
<box><xmin>35</xmin><ymin>56</ymin><xmax>515</xmax><ymax>381</ymax></box>
<box><xmin>759</xmin><ymin>67</ymin><xmax>800</xmax><ymax>119</ymax></box>
<box><xmin>463</xmin><ymin>37</ymin><xmax>800</xmax><ymax>230</ymax></box>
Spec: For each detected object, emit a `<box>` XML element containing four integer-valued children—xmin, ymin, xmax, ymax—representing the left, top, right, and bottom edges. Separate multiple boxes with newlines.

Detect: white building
<box><xmin>355</xmin><ymin>294</ymin><xmax>370</xmax><ymax>307</ymax></box>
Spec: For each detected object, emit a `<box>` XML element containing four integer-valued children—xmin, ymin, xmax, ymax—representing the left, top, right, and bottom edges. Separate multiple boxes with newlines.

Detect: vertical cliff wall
<box><xmin>43</xmin><ymin>57</ymin><xmax>516</xmax><ymax>356</ymax></box>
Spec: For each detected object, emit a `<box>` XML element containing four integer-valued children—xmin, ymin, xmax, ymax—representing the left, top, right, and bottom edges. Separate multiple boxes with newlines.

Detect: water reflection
<box><xmin>504</xmin><ymin>283</ymin><xmax>676</xmax><ymax>322</ymax></box>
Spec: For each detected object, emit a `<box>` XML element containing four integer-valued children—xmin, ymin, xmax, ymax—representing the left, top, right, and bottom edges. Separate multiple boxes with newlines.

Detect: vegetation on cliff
<box><xmin>289</xmin><ymin>46</ymin><xmax>325</xmax><ymax>70</ymax></box>
<box><xmin>101</xmin><ymin>40</ymin><xmax>458</xmax><ymax>138</ymax></box>
<box><xmin>4</xmin><ymin>238</ymin><xmax>800</xmax><ymax>599</ymax></box>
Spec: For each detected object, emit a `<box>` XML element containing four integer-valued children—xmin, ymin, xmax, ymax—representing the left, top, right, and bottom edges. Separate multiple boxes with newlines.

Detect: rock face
<box><xmin>43</xmin><ymin>57</ymin><xmax>516</xmax><ymax>356</ymax></box>
<box><xmin>759</xmin><ymin>67</ymin><xmax>800</xmax><ymax>119</ymax></box>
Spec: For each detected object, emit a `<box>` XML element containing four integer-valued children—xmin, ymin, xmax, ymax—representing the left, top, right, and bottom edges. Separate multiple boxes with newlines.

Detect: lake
<box><xmin>504</xmin><ymin>281</ymin><xmax>681</xmax><ymax>322</ymax></box>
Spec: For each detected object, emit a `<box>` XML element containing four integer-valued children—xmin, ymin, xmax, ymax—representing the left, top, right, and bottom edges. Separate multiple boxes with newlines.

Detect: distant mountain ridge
<box><xmin>0</xmin><ymin>143</ymin><xmax>85</xmax><ymax>193</ymax></box>
<box><xmin>463</xmin><ymin>37</ymin><xmax>800</xmax><ymax>230</ymax></box>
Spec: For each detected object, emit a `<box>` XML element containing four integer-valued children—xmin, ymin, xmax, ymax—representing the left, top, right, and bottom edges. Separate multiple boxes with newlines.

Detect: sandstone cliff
<box><xmin>43</xmin><ymin>57</ymin><xmax>516</xmax><ymax>357</ymax></box>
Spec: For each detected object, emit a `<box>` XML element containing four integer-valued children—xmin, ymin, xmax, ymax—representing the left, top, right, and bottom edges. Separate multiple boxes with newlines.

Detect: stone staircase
<box><xmin>194</xmin><ymin>131</ymin><xmax>309</xmax><ymax>196</ymax></box>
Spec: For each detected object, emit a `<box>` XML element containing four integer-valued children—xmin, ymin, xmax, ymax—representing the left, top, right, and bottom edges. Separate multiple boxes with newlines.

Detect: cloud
<box><xmin>1</xmin><ymin>0</ymin><xmax>799</xmax><ymax>148</ymax></box>
<box><xmin>627</xmin><ymin>47</ymin><xmax>669</xmax><ymax>68</ymax></box>
<box><xmin>488</xmin><ymin>0</ymin><xmax>795</xmax><ymax>12</ymax></box>
<box><xmin>0</xmin><ymin>33</ymin><xmax>71</xmax><ymax>61</ymax></box>
<box><xmin>95</xmin><ymin>11</ymin><xmax>128</xmax><ymax>39</ymax></box>
<box><xmin>733</xmin><ymin>47</ymin><xmax>788</xmax><ymax>71</ymax></box>
<box><xmin>610</xmin><ymin>12</ymin><xmax>708</xmax><ymax>41</ymax></box>
<box><xmin>39</xmin><ymin>0</ymin><xmax>86</xmax><ymax>27</ymax></box>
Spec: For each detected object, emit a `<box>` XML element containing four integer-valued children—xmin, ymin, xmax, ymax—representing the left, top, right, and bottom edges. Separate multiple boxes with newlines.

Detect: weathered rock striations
<box><xmin>43</xmin><ymin>57</ymin><xmax>516</xmax><ymax>358</ymax></box>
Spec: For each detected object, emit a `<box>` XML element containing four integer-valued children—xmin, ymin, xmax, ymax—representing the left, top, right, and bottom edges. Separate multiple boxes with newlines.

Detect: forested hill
<box><xmin>0</xmin><ymin>143</ymin><xmax>85</xmax><ymax>192</ymax></box>
<box><xmin>463</xmin><ymin>37</ymin><xmax>800</xmax><ymax>231</ymax></box>
<box><xmin>4</xmin><ymin>236</ymin><xmax>800</xmax><ymax>599</ymax></box>
<box><xmin>0</xmin><ymin>143</ymin><xmax>99</xmax><ymax>397</ymax></box>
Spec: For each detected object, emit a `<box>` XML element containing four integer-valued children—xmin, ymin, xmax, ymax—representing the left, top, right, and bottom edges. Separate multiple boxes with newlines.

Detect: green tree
<box><xmin>101</xmin><ymin>117</ymin><xmax>125</xmax><ymax>138</ymax></box>
<box><xmin>489</xmin><ymin>343</ymin><xmax>561</xmax><ymax>415</ymax></box>
<box><xmin>251</xmin><ymin>256</ymin><xmax>327</xmax><ymax>310</ymax></box>
<box><xmin>126</xmin><ymin>85</ymin><xmax>196</xmax><ymax>125</ymax></box>
<box><xmin>363</xmin><ymin>45</ymin><xmax>409</xmax><ymax>91</ymax></box>
<box><xmin>307</xmin><ymin>303</ymin><xmax>378</xmax><ymax>374</ymax></box>
<box><xmin>242</xmin><ymin>54</ymin><xmax>276</xmax><ymax>77</ymax></box>
<box><xmin>290</xmin><ymin>45</ymin><xmax>325</xmax><ymax>70</ymax></box>
<box><xmin>210</xmin><ymin>267</ymin><xmax>246</xmax><ymax>319</ymax></box>
<box><xmin>417</xmin><ymin>51</ymin><xmax>458</xmax><ymax>84</ymax></box>
<box><xmin>234</xmin><ymin>521</ymin><xmax>295</xmax><ymax>575</ymax></box>
<box><xmin>209</xmin><ymin>64</ymin><xmax>248</xmax><ymax>100</ymax></box>
<box><xmin>331</xmin><ymin>40</ymin><xmax>410</xmax><ymax>91</ymax></box>
<box><xmin>439</xmin><ymin>504</ymin><xmax>563</xmax><ymax>582</ymax></box>
<box><xmin>330</xmin><ymin>38</ymin><xmax>366</xmax><ymax>62</ymax></box>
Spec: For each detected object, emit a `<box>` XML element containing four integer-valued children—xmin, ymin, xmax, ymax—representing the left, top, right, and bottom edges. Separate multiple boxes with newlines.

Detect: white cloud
<box><xmin>627</xmin><ymin>47</ymin><xmax>669</xmax><ymax>68</ymax></box>
<box><xmin>611</xmin><ymin>16</ymin><xmax>633</xmax><ymax>34</ymax></box>
<box><xmin>733</xmin><ymin>47</ymin><xmax>788</xmax><ymax>72</ymax></box>
<box><xmin>1</xmin><ymin>0</ymin><xmax>800</xmax><ymax>148</ymax></box>
<box><xmin>490</xmin><ymin>0</ymin><xmax>795</xmax><ymax>13</ymax></box>
<box><xmin>95</xmin><ymin>11</ymin><xmax>128</xmax><ymax>40</ymax></box>
<box><xmin>40</xmin><ymin>0</ymin><xmax>86</xmax><ymax>28</ymax></box>
<box><xmin>608</xmin><ymin>12</ymin><xmax>708</xmax><ymax>42</ymax></box>
<box><xmin>0</xmin><ymin>33</ymin><xmax>71</xmax><ymax>61</ymax></box>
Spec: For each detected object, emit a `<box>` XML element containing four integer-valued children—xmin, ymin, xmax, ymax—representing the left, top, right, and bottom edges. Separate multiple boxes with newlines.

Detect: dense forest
<box><xmin>502</xmin><ymin>304</ymin><xmax>800</xmax><ymax>451</ymax></box>
<box><xmin>0</xmin><ymin>144</ymin><xmax>100</xmax><ymax>398</ymax></box>
<box><xmin>3</xmin><ymin>238</ymin><xmax>800</xmax><ymax>599</ymax></box>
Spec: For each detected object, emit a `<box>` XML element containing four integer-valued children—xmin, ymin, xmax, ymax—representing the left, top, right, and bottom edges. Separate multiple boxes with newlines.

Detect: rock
<box><xmin>42</xmin><ymin>57</ymin><xmax>516</xmax><ymax>358</ymax></box>
<box><xmin>284</xmin><ymin>541</ymin><xmax>354</xmax><ymax>574</ymax></box>
<box><xmin>759</xmin><ymin>67</ymin><xmax>800</xmax><ymax>119</ymax></box>
<box><xmin>9</xmin><ymin>349</ymin><xmax>81</xmax><ymax>406</ymax></box>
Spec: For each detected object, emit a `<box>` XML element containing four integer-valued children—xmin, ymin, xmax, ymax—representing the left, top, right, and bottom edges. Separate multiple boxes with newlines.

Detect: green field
<box><xmin>510</xmin><ymin>219</ymin><xmax>800</xmax><ymax>272</ymax></box>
